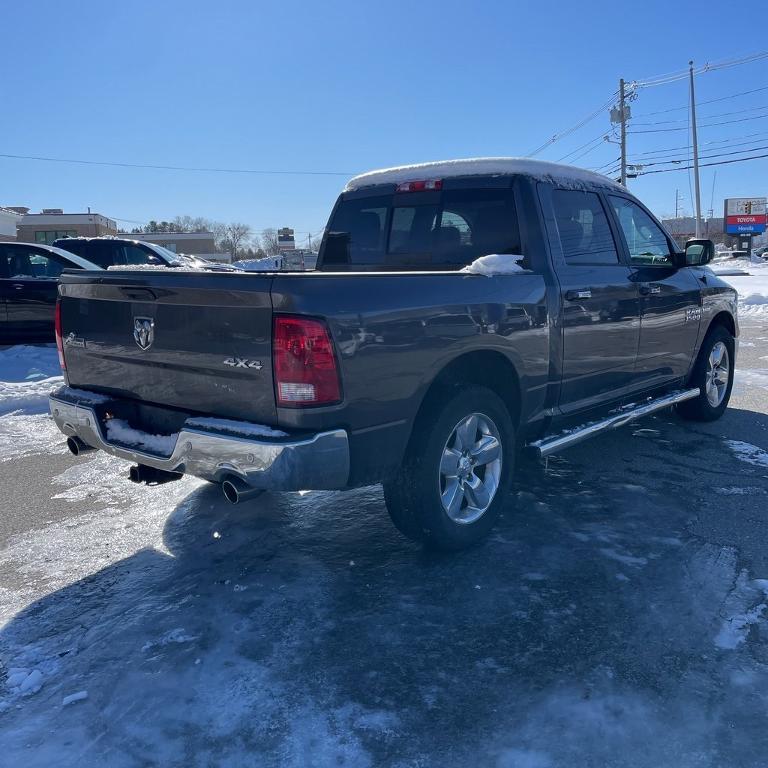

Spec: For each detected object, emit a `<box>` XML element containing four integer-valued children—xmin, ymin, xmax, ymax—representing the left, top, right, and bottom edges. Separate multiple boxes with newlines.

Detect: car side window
<box><xmin>124</xmin><ymin>245</ymin><xmax>152</xmax><ymax>265</ymax></box>
<box><xmin>609</xmin><ymin>196</ymin><xmax>673</xmax><ymax>266</ymax></box>
<box><xmin>2</xmin><ymin>249</ymin><xmax>63</xmax><ymax>278</ymax></box>
<box><xmin>552</xmin><ymin>190</ymin><xmax>619</xmax><ymax>265</ymax></box>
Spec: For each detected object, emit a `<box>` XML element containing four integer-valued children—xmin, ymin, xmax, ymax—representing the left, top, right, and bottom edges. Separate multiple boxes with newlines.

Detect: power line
<box><xmin>630</xmin><ymin>143</ymin><xmax>768</xmax><ymax>168</ymax></box>
<box><xmin>631</xmin><ymin>102</ymin><xmax>768</xmax><ymax>126</ymax></box>
<box><xmin>0</xmin><ymin>152</ymin><xmax>354</xmax><ymax>177</ymax></box>
<box><xmin>638</xmin><ymin>151</ymin><xmax>768</xmax><ymax>175</ymax></box>
<box><xmin>556</xmin><ymin>132</ymin><xmax>608</xmax><ymax>162</ymax></box>
<box><xmin>525</xmin><ymin>91</ymin><xmax>619</xmax><ymax>157</ymax></box>
<box><xmin>629</xmin><ymin>111</ymin><xmax>768</xmax><ymax>133</ymax></box>
<box><xmin>632</xmin><ymin>85</ymin><xmax>768</xmax><ymax>117</ymax></box>
<box><xmin>628</xmin><ymin>131</ymin><xmax>768</xmax><ymax>160</ymax></box>
<box><xmin>635</xmin><ymin>50</ymin><xmax>768</xmax><ymax>88</ymax></box>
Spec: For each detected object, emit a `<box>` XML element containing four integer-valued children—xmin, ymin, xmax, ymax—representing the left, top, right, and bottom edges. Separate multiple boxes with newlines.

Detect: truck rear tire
<box><xmin>677</xmin><ymin>325</ymin><xmax>735</xmax><ymax>422</ymax></box>
<box><xmin>383</xmin><ymin>387</ymin><xmax>514</xmax><ymax>551</ymax></box>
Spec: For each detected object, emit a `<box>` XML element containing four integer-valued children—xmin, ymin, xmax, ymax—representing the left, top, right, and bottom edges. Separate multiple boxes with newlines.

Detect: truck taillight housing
<box><xmin>54</xmin><ymin>299</ymin><xmax>67</xmax><ymax>376</ymax></box>
<box><xmin>395</xmin><ymin>179</ymin><xmax>442</xmax><ymax>193</ymax></box>
<box><xmin>273</xmin><ymin>315</ymin><xmax>341</xmax><ymax>407</ymax></box>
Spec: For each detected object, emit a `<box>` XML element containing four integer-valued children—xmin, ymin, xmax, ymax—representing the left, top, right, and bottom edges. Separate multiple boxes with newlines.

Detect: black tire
<box><xmin>677</xmin><ymin>324</ymin><xmax>735</xmax><ymax>422</ymax></box>
<box><xmin>383</xmin><ymin>387</ymin><xmax>515</xmax><ymax>551</ymax></box>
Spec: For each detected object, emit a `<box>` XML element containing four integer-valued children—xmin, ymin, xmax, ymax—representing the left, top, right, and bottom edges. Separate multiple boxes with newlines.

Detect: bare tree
<box><xmin>216</xmin><ymin>222</ymin><xmax>251</xmax><ymax>261</ymax></box>
<box><xmin>172</xmin><ymin>215</ymin><xmax>215</xmax><ymax>233</ymax></box>
<box><xmin>260</xmin><ymin>228</ymin><xmax>281</xmax><ymax>256</ymax></box>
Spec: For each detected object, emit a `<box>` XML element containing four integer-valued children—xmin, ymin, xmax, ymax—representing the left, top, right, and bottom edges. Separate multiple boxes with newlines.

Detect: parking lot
<box><xmin>0</xmin><ymin>314</ymin><xmax>765</xmax><ymax>767</ymax></box>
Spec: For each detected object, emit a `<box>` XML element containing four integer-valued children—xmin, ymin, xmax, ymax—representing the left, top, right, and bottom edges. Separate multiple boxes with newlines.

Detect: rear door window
<box><xmin>552</xmin><ymin>189</ymin><xmax>619</xmax><ymax>265</ymax></box>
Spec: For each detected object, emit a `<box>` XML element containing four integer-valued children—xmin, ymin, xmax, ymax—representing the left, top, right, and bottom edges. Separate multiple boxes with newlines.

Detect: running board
<box><xmin>528</xmin><ymin>388</ymin><xmax>700</xmax><ymax>459</ymax></box>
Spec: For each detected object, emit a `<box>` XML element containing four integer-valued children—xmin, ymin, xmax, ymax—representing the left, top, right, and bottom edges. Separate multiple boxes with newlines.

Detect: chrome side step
<box><xmin>529</xmin><ymin>388</ymin><xmax>700</xmax><ymax>459</ymax></box>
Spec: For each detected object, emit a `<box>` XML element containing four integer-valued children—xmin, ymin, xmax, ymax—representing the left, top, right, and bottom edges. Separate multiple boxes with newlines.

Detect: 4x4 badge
<box><xmin>223</xmin><ymin>357</ymin><xmax>263</xmax><ymax>370</ymax></box>
<box><xmin>133</xmin><ymin>317</ymin><xmax>154</xmax><ymax>350</ymax></box>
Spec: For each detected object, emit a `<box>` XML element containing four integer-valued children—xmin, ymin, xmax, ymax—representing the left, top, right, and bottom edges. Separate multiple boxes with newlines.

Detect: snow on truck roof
<box><xmin>344</xmin><ymin>157</ymin><xmax>623</xmax><ymax>193</ymax></box>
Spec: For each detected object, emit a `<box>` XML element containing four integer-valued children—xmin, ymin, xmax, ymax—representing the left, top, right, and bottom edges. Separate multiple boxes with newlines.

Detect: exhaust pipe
<box><xmin>221</xmin><ymin>476</ymin><xmax>264</xmax><ymax>504</ymax></box>
<box><xmin>67</xmin><ymin>436</ymin><xmax>96</xmax><ymax>456</ymax></box>
<box><xmin>128</xmin><ymin>464</ymin><xmax>183</xmax><ymax>486</ymax></box>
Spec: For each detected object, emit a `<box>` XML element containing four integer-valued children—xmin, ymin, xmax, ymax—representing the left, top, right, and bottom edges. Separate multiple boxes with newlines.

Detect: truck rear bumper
<box><xmin>49</xmin><ymin>388</ymin><xmax>350</xmax><ymax>491</ymax></box>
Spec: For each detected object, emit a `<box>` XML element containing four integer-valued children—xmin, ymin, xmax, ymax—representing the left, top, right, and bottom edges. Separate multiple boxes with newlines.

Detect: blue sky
<box><xmin>1</xmin><ymin>0</ymin><xmax>766</xmax><ymax>241</ymax></box>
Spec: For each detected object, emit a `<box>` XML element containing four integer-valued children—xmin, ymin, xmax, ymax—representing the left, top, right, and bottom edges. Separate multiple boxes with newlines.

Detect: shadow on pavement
<box><xmin>1</xmin><ymin>407</ymin><xmax>768</xmax><ymax>767</ymax></box>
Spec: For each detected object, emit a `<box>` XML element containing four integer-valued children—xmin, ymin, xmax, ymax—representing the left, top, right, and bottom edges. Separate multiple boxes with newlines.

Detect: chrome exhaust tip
<box><xmin>66</xmin><ymin>436</ymin><xmax>95</xmax><ymax>456</ymax></box>
<box><xmin>221</xmin><ymin>476</ymin><xmax>264</xmax><ymax>504</ymax></box>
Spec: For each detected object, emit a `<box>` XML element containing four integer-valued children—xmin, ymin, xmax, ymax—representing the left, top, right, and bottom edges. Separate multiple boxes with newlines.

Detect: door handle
<box><xmin>565</xmin><ymin>289</ymin><xmax>592</xmax><ymax>300</ymax></box>
<box><xmin>639</xmin><ymin>283</ymin><xmax>662</xmax><ymax>296</ymax></box>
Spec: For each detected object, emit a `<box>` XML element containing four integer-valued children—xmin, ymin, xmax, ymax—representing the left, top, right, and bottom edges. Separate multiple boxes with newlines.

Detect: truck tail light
<box><xmin>54</xmin><ymin>299</ymin><xmax>67</xmax><ymax>375</ymax></box>
<box><xmin>395</xmin><ymin>179</ymin><xmax>442</xmax><ymax>193</ymax></box>
<box><xmin>273</xmin><ymin>315</ymin><xmax>341</xmax><ymax>407</ymax></box>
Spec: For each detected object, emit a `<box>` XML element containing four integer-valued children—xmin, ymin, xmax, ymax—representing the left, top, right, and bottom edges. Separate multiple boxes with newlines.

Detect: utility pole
<box><xmin>689</xmin><ymin>61</ymin><xmax>702</xmax><ymax>238</ymax></box>
<box><xmin>675</xmin><ymin>189</ymin><xmax>680</xmax><ymax>218</ymax></box>
<box><xmin>619</xmin><ymin>78</ymin><xmax>627</xmax><ymax>186</ymax></box>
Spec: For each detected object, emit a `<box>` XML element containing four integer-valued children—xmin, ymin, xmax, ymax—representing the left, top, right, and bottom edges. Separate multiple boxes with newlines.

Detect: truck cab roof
<box><xmin>344</xmin><ymin>157</ymin><xmax>624</xmax><ymax>194</ymax></box>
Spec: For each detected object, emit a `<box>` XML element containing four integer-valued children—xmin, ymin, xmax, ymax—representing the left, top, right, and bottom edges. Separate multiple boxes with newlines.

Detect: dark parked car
<box><xmin>52</xmin><ymin>236</ymin><xmax>206</xmax><ymax>269</ymax></box>
<box><xmin>0</xmin><ymin>242</ymin><xmax>100</xmax><ymax>342</ymax></box>
<box><xmin>50</xmin><ymin>158</ymin><xmax>738</xmax><ymax>550</ymax></box>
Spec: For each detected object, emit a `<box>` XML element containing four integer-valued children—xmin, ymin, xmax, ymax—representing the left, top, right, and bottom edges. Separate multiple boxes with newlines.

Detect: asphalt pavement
<box><xmin>1</xmin><ymin>319</ymin><xmax>767</xmax><ymax>767</ymax></box>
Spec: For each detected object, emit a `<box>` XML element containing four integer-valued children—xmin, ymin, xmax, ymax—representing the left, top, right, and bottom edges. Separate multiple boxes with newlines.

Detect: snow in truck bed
<box><xmin>344</xmin><ymin>157</ymin><xmax>624</xmax><ymax>193</ymax></box>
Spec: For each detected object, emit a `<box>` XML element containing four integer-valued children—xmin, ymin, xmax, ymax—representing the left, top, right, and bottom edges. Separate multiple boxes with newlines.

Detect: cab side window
<box><xmin>552</xmin><ymin>190</ymin><xmax>618</xmax><ymax>265</ymax></box>
<box><xmin>609</xmin><ymin>196</ymin><xmax>673</xmax><ymax>266</ymax></box>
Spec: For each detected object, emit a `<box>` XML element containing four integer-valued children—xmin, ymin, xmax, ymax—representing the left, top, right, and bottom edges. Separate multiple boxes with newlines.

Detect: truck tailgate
<box><xmin>58</xmin><ymin>271</ymin><xmax>277</xmax><ymax>424</ymax></box>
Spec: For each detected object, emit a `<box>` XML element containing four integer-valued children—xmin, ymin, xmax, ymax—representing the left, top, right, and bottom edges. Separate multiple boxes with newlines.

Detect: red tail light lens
<box><xmin>54</xmin><ymin>299</ymin><xmax>67</xmax><ymax>373</ymax></box>
<box><xmin>395</xmin><ymin>179</ymin><xmax>442</xmax><ymax>193</ymax></box>
<box><xmin>273</xmin><ymin>315</ymin><xmax>341</xmax><ymax>407</ymax></box>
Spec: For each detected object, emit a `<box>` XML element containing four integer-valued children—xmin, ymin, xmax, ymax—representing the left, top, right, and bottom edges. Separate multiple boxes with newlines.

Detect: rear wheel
<box><xmin>383</xmin><ymin>387</ymin><xmax>514</xmax><ymax>551</ymax></box>
<box><xmin>678</xmin><ymin>325</ymin><xmax>735</xmax><ymax>422</ymax></box>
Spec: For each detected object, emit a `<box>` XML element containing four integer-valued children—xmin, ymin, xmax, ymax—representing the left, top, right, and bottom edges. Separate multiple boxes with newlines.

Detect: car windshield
<box><xmin>321</xmin><ymin>185</ymin><xmax>522</xmax><ymax>270</ymax></box>
<box><xmin>143</xmin><ymin>242</ymin><xmax>186</xmax><ymax>264</ymax></box>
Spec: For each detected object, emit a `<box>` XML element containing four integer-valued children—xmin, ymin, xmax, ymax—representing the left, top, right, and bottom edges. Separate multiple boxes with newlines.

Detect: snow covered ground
<box><xmin>711</xmin><ymin>256</ymin><xmax>768</xmax><ymax>316</ymax></box>
<box><xmin>1</xmin><ymin>325</ymin><xmax>768</xmax><ymax>766</ymax></box>
<box><xmin>0</xmin><ymin>346</ymin><xmax>67</xmax><ymax>463</ymax></box>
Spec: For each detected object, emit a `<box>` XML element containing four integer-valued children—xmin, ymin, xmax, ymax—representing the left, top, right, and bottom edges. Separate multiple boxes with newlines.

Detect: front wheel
<box><xmin>678</xmin><ymin>325</ymin><xmax>735</xmax><ymax>422</ymax></box>
<box><xmin>383</xmin><ymin>387</ymin><xmax>514</xmax><ymax>551</ymax></box>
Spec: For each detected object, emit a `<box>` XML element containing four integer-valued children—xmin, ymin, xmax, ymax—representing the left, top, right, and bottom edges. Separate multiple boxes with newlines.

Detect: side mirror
<box><xmin>684</xmin><ymin>239</ymin><xmax>715</xmax><ymax>266</ymax></box>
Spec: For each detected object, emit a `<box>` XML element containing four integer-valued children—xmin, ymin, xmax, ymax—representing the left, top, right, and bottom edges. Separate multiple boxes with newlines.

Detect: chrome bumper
<box><xmin>48</xmin><ymin>388</ymin><xmax>350</xmax><ymax>491</ymax></box>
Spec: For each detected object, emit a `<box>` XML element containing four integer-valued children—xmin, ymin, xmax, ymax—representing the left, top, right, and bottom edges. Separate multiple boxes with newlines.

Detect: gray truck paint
<box><xmin>55</xmin><ymin>173</ymin><xmax>738</xmax><ymax>487</ymax></box>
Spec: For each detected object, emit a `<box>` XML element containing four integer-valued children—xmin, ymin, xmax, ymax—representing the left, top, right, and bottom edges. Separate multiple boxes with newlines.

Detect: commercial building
<box><xmin>278</xmin><ymin>227</ymin><xmax>296</xmax><ymax>252</ymax></box>
<box><xmin>123</xmin><ymin>231</ymin><xmax>222</xmax><ymax>261</ymax></box>
<box><xmin>661</xmin><ymin>216</ymin><xmax>725</xmax><ymax>249</ymax></box>
<box><xmin>0</xmin><ymin>206</ymin><xmax>23</xmax><ymax>242</ymax></box>
<box><xmin>16</xmin><ymin>209</ymin><xmax>118</xmax><ymax>245</ymax></box>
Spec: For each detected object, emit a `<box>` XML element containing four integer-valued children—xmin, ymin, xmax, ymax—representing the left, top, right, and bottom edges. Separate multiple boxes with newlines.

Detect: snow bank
<box><xmin>185</xmin><ymin>416</ymin><xmax>287</xmax><ymax>438</ymax></box>
<box><xmin>715</xmin><ymin>257</ymin><xmax>768</xmax><ymax>315</ymax></box>
<box><xmin>232</xmin><ymin>257</ymin><xmax>282</xmax><ymax>272</ymax></box>
<box><xmin>460</xmin><ymin>253</ymin><xmax>527</xmax><ymax>276</ymax></box>
<box><xmin>0</xmin><ymin>345</ymin><xmax>63</xmax><ymax>416</ymax></box>
<box><xmin>345</xmin><ymin>157</ymin><xmax>623</xmax><ymax>193</ymax></box>
<box><xmin>106</xmin><ymin>263</ymin><xmax>206</xmax><ymax>272</ymax></box>
<box><xmin>105</xmin><ymin>418</ymin><xmax>178</xmax><ymax>455</ymax></box>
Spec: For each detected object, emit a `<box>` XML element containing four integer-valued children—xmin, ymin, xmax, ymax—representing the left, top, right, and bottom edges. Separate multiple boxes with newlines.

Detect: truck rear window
<box><xmin>322</xmin><ymin>187</ymin><xmax>521</xmax><ymax>270</ymax></box>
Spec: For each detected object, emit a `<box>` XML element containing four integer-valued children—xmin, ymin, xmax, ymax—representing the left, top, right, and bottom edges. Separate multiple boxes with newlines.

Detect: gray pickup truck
<box><xmin>49</xmin><ymin>158</ymin><xmax>738</xmax><ymax>550</ymax></box>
